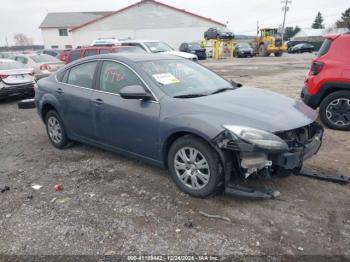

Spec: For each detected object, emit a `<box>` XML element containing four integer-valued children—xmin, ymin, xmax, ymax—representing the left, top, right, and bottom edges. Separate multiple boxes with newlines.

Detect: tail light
<box><xmin>0</xmin><ymin>74</ymin><xmax>9</xmax><ymax>79</ymax></box>
<box><xmin>40</xmin><ymin>64</ymin><xmax>50</xmax><ymax>71</ymax></box>
<box><xmin>310</xmin><ymin>61</ymin><xmax>324</xmax><ymax>76</ymax></box>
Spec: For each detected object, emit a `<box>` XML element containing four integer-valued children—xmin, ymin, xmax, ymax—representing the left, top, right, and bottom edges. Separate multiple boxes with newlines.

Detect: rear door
<box><xmin>59</xmin><ymin>61</ymin><xmax>99</xmax><ymax>140</ymax></box>
<box><xmin>92</xmin><ymin>60</ymin><xmax>161</xmax><ymax>160</ymax></box>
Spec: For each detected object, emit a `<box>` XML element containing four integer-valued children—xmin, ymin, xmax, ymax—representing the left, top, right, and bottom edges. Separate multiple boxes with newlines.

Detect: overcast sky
<box><xmin>0</xmin><ymin>0</ymin><xmax>348</xmax><ymax>45</ymax></box>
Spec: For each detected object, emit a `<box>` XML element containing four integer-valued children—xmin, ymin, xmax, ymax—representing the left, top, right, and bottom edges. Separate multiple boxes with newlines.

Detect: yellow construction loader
<box><xmin>254</xmin><ymin>28</ymin><xmax>287</xmax><ymax>57</ymax></box>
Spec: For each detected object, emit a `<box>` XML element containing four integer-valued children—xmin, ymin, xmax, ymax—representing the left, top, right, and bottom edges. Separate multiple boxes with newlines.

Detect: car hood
<box><xmin>163</xmin><ymin>51</ymin><xmax>198</xmax><ymax>59</ymax></box>
<box><xmin>172</xmin><ymin>87</ymin><xmax>317</xmax><ymax>133</ymax></box>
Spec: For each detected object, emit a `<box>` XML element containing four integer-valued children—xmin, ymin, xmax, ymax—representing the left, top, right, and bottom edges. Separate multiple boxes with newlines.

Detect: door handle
<box><xmin>56</xmin><ymin>88</ymin><xmax>63</xmax><ymax>94</ymax></box>
<box><xmin>93</xmin><ymin>98</ymin><xmax>104</xmax><ymax>105</ymax></box>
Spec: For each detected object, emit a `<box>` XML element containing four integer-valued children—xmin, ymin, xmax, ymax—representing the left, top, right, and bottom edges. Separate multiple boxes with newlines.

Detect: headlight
<box><xmin>223</xmin><ymin>125</ymin><xmax>288</xmax><ymax>151</ymax></box>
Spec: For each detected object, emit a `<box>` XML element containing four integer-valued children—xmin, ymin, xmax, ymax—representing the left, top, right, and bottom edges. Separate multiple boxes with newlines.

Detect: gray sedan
<box><xmin>35</xmin><ymin>54</ymin><xmax>323</xmax><ymax>197</ymax></box>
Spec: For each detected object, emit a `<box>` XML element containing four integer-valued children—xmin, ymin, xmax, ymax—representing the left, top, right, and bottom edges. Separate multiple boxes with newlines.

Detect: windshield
<box><xmin>30</xmin><ymin>54</ymin><xmax>60</xmax><ymax>63</ymax></box>
<box><xmin>138</xmin><ymin>59</ymin><xmax>232</xmax><ymax>98</ymax></box>
<box><xmin>0</xmin><ymin>60</ymin><xmax>27</xmax><ymax>70</ymax></box>
<box><xmin>144</xmin><ymin>42</ymin><xmax>174</xmax><ymax>53</ymax></box>
<box><xmin>237</xmin><ymin>43</ymin><xmax>250</xmax><ymax>48</ymax></box>
<box><xmin>188</xmin><ymin>43</ymin><xmax>202</xmax><ymax>50</ymax></box>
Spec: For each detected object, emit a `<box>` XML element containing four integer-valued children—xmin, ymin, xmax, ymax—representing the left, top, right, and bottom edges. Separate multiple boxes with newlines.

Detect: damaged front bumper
<box><xmin>214</xmin><ymin>122</ymin><xmax>323</xmax><ymax>179</ymax></box>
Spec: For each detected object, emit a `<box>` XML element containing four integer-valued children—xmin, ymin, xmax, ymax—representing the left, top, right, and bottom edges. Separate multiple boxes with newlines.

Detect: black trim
<box><xmin>301</xmin><ymin>82</ymin><xmax>350</xmax><ymax>109</ymax></box>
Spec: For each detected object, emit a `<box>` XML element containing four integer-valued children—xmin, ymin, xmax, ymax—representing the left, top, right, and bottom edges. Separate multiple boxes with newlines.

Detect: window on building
<box><xmin>51</xmin><ymin>45</ymin><xmax>59</xmax><ymax>49</ymax></box>
<box><xmin>65</xmin><ymin>45</ymin><xmax>72</xmax><ymax>49</ymax></box>
<box><xmin>58</xmin><ymin>28</ymin><xmax>68</xmax><ymax>36</ymax></box>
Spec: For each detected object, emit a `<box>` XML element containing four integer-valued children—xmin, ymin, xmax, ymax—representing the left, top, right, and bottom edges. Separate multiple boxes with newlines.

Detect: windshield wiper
<box><xmin>210</xmin><ymin>87</ymin><xmax>234</xmax><ymax>95</ymax></box>
<box><xmin>173</xmin><ymin>93</ymin><xmax>208</xmax><ymax>98</ymax></box>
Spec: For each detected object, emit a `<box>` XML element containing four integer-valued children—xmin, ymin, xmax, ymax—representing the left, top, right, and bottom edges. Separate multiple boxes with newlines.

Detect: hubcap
<box><xmin>326</xmin><ymin>98</ymin><xmax>350</xmax><ymax>126</ymax></box>
<box><xmin>47</xmin><ymin>116</ymin><xmax>62</xmax><ymax>144</ymax></box>
<box><xmin>174</xmin><ymin>147</ymin><xmax>210</xmax><ymax>190</ymax></box>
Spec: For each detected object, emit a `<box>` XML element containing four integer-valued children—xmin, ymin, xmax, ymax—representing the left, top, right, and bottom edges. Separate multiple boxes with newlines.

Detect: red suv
<box><xmin>301</xmin><ymin>32</ymin><xmax>350</xmax><ymax>130</ymax></box>
<box><xmin>65</xmin><ymin>46</ymin><xmax>145</xmax><ymax>64</ymax></box>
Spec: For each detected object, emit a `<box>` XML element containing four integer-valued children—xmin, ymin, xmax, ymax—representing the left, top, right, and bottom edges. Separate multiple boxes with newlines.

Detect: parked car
<box><xmin>91</xmin><ymin>38</ymin><xmax>121</xmax><ymax>46</ymax></box>
<box><xmin>234</xmin><ymin>43</ymin><xmax>254</xmax><ymax>57</ymax></box>
<box><xmin>65</xmin><ymin>46</ymin><xmax>145</xmax><ymax>64</ymax></box>
<box><xmin>14</xmin><ymin>54</ymin><xmax>64</xmax><ymax>80</ymax></box>
<box><xmin>286</xmin><ymin>40</ymin><xmax>310</xmax><ymax>49</ymax></box>
<box><xmin>0</xmin><ymin>59</ymin><xmax>35</xmax><ymax>99</ymax></box>
<box><xmin>288</xmin><ymin>43</ymin><xmax>314</xmax><ymax>53</ymax></box>
<box><xmin>0</xmin><ymin>52</ymin><xmax>16</xmax><ymax>59</ymax></box>
<box><xmin>38</xmin><ymin>49</ymin><xmax>71</xmax><ymax>63</ymax></box>
<box><xmin>179</xmin><ymin>42</ymin><xmax>206</xmax><ymax>60</ymax></box>
<box><xmin>35</xmin><ymin>53</ymin><xmax>323</xmax><ymax>197</ymax></box>
<box><xmin>301</xmin><ymin>32</ymin><xmax>350</xmax><ymax>130</ymax></box>
<box><xmin>204</xmin><ymin>27</ymin><xmax>234</xmax><ymax>40</ymax></box>
<box><xmin>120</xmin><ymin>40</ymin><xmax>198</xmax><ymax>61</ymax></box>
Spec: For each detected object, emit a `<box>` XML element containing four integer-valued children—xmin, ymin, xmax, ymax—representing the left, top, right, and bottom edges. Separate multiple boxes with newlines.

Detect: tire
<box><xmin>45</xmin><ymin>110</ymin><xmax>70</xmax><ymax>149</ymax></box>
<box><xmin>18</xmin><ymin>99</ymin><xmax>35</xmax><ymax>109</ymax></box>
<box><xmin>167</xmin><ymin>135</ymin><xmax>223</xmax><ymax>198</ymax></box>
<box><xmin>258</xmin><ymin>44</ymin><xmax>269</xmax><ymax>57</ymax></box>
<box><xmin>319</xmin><ymin>91</ymin><xmax>350</xmax><ymax>130</ymax></box>
<box><xmin>275</xmin><ymin>52</ymin><xmax>282</xmax><ymax>57</ymax></box>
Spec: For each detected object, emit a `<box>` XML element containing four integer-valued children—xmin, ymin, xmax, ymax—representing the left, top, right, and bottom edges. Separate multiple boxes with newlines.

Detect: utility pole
<box><xmin>281</xmin><ymin>0</ymin><xmax>292</xmax><ymax>40</ymax></box>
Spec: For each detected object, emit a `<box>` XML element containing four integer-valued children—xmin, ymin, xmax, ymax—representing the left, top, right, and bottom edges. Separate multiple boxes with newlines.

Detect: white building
<box><xmin>39</xmin><ymin>0</ymin><xmax>226</xmax><ymax>50</ymax></box>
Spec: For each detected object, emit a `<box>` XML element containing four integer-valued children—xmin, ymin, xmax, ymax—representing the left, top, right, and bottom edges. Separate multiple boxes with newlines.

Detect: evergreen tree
<box><xmin>312</xmin><ymin>12</ymin><xmax>325</xmax><ymax>29</ymax></box>
<box><xmin>336</xmin><ymin>8</ymin><xmax>350</xmax><ymax>29</ymax></box>
<box><xmin>284</xmin><ymin>26</ymin><xmax>301</xmax><ymax>40</ymax></box>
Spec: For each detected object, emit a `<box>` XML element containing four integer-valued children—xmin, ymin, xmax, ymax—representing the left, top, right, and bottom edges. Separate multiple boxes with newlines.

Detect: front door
<box><xmin>92</xmin><ymin>60</ymin><xmax>161</xmax><ymax>160</ymax></box>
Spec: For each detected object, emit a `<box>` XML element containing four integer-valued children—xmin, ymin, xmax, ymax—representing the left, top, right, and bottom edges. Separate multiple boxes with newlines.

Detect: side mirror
<box><xmin>230</xmin><ymin>80</ymin><xmax>242</xmax><ymax>88</ymax></box>
<box><xmin>119</xmin><ymin>85</ymin><xmax>152</xmax><ymax>100</ymax></box>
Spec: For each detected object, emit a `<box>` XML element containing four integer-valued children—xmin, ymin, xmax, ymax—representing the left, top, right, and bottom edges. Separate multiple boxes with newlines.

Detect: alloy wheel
<box><xmin>326</xmin><ymin>98</ymin><xmax>350</xmax><ymax>126</ymax></box>
<box><xmin>174</xmin><ymin>147</ymin><xmax>210</xmax><ymax>190</ymax></box>
<box><xmin>47</xmin><ymin>116</ymin><xmax>63</xmax><ymax>144</ymax></box>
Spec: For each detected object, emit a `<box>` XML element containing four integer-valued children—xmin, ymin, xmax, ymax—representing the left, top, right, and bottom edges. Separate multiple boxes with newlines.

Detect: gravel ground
<box><xmin>0</xmin><ymin>53</ymin><xmax>349</xmax><ymax>257</ymax></box>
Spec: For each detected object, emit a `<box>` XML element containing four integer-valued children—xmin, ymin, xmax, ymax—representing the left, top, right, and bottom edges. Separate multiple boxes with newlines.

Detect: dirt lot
<box><xmin>0</xmin><ymin>53</ymin><xmax>349</xmax><ymax>257</ymax></box>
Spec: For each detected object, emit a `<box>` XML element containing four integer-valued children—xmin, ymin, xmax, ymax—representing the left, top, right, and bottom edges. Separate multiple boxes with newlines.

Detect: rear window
<box><xmin>99</xmin><ymin>49</ymin><xmax>110</xmax><ymax>54</ymax></box>
<box><xmin>84</xmin><ymin>49</ymin><xmax>98</xmax><ymax>57</ymax></box>
<box><xmin>69</xmin><ymin>50</ymin><xmax>81</xmax><ymax>62</ymax></box>
<box><xmin>317</xmin><ymin>39</ymin><xmax>332</xmax><ymax>57</ymax></box>
<box><xmin>31</xmin><ymin>54</ymin><xmax>59</xmax><ymax>63</ymax></box>
<box><xmin>0</xmin><ymin>60</ymin><xmax>27</xmax><ymax>70</ymax></box>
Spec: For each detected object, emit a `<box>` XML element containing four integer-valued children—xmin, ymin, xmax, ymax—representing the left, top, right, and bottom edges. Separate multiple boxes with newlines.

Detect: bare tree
<box><xmin>13</xmin><ymin>33</ymin><xmax>33</xmax><ymax>46</ymax></box>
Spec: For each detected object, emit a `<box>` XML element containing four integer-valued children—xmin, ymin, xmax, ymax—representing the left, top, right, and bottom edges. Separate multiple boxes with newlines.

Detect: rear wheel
<box><xmin>275</xmin><ymin>52</ymin><xmax>282</xmax><ymax>57</ymax></box>
<box><xmin>45</xmin><ymin>110</ymin><xmax>70</xmax><ymax>148</ymax></box>
<box><xmin>319</xmin><ymin>91</ymin><xmax>350</xmax><ymax>130</ymax></box>
<box><xmin>167</xmin><ymin>135</ymin><xmax>223</xmax><ymax>198</ymax></box>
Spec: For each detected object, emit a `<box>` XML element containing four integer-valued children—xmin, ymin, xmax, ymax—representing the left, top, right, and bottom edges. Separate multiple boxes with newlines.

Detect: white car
<box><xmin>120</xmin><ymin>40</ymin><xmax>198</xmax><ymax>61</ymax></box>
<box><xmin>0</xmin><ymin>59</ymin><xmax>35</xmax><ymax>99</ymax></box>
<box><xmin>14</xmin><ymin>54</ymin><xmax>64</xmax><ymax>80</ymax></box>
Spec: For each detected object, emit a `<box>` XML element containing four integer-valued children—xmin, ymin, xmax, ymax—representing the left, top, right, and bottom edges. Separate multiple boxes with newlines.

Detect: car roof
<box><xmin>119</xmin><ymin>40</ymin><xmax>161</xmax><ymax>43</ymax></box>
<box><xmin>71</xmin><ymin>53</ymin><xmax>181</xmax><ymax>65</ymax></box>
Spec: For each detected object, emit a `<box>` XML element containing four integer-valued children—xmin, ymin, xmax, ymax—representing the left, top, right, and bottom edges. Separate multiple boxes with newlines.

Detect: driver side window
<box><xmin>99</xmin><ymin>61</ymin><xmax>144</xmax><ymax>94</ymax></box>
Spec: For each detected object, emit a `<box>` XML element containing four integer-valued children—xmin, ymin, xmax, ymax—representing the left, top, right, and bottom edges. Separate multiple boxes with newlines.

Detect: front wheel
<box><xmin>167</xmin><ymin>135</ymin><xmax>223</xmax><ymax>198</ymax></box>
<box><xmin>319</xmin><ymin>91</ymin><xmax>350</xmax><ymax>130</ymax></box>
